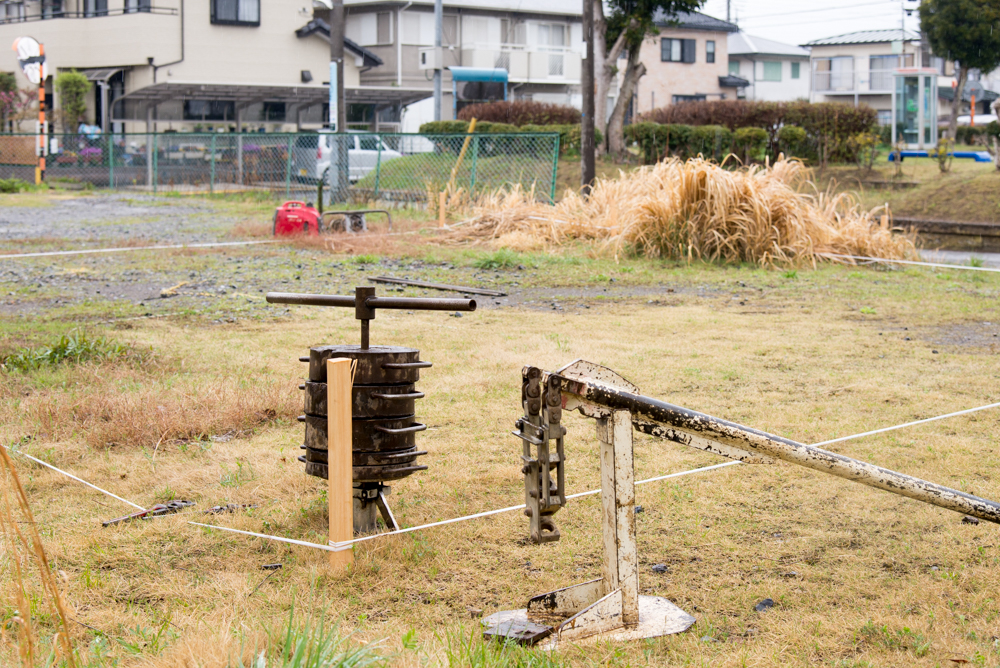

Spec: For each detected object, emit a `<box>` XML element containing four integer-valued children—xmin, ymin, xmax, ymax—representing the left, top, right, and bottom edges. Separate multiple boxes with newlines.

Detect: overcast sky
<box><xmin>698</xmin><ymin>0</ymin><xmax>921</xmax><ymax>46</ymax></box>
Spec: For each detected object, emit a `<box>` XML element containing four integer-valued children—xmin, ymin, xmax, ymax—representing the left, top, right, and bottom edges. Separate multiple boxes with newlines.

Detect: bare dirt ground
<box><xmin>1</xmin><ymin>191</ymin><xmax>1000</xmax><ymax>668</ymax></box>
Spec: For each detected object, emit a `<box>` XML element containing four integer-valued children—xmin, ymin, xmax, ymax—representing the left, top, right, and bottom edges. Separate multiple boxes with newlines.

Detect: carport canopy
<box><xmin>447</xmin><ymin>67</ymin><xmax>508</xmax><ymax>83</ymax></box>
<box><xmin>111</xmin><ymin>81</ymin><xmax>432</xmax><ymax>122</ymax></box>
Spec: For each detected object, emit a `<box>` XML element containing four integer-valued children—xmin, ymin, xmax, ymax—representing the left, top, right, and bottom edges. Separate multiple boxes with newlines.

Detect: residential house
<box><xmin>727</xmin><ymin>32</ymin><xmax>810</xmax><ymax>102</ymax></box>
<box><xmin>342</xmin><ymin>0</ymin><xmax>583</xmax><ymax>129</ymax></box>
<box><xmin>0</xmin><ymin>0</ymin><xmax>430</xmax><ymax>133</ymax></box>
<box><xmin>630</xmin><ymin>10</ymin><xmax>744</xmax><ymax>115</ymax></box>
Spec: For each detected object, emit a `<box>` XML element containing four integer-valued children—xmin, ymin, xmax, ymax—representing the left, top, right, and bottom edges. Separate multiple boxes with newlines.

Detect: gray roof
<box><xmin>296</xmin><ymin>19</ymin><xmax>384</xmax><ymax>67</ymax></box>
<box><xmin>729</xmin><ymin>32</ymin><xmax>809</xmax><ymax>58</ymax></box>
<box><xmin>804</xmin><ymin>29</ymin><xmax>920</xmax><ymax>46</ymax></box>
<box><xmin>718</xmin><ymin>74</ymin><xmax>750</xmax><ymax>88</ymax></box>
<box><xmin>653</xmin><ymin>10</ymin><xmax>738</xmax><ymax>33</ymax></box>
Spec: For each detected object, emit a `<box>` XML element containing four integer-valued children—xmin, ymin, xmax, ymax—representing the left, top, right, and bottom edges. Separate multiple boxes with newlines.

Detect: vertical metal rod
<box><xmin>284</xmin><ymin>133</ymin><xmax>293</xmax><ymax>200</ymax></box>
<box><xmin>361</xmin><ymin>319</ymin><xmax>370</xmax><ymax>350</ymax></box>
<box><xmin>581</xmin><ymin>0</ymin><xmax>595</xmax><ymax>195</ymax></box>
<box><xmin>597</xmin><ymin>409</ymin><xmax>639</xmax><ymax>624</ymax></box>
<box><xmin>433</xmin><ymin>0</ymin><xmax>442</xmax><ymax>121</ymax></box>
<box><xmin>209</xmin><ymin>133</ymin><xmax>216</xmax><ymax>195</ymax></box>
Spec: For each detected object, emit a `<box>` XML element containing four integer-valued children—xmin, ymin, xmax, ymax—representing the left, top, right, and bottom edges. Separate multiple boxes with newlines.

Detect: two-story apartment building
<box><xmin>0</xmin><ymin>0</ymin><xmax>430</xmax><ymax>133</ymax></box>
<box><xmin>727</xmin><ymin>32</ymin><xmax>810</xmax><ymax>102</ymax></box>
<box><xmin>805</xmin><ymin>29</ymin><xmax>928</xmax><ymax>124</ymax></box>
<box><xmin>630</xmin><ymin>10</ymin><xmax>744</xmax><ymax>115</ymax></box>
<box><xmin>343</xmin><ymin>0</ymin><xmax>582</xmax><ymax>129</ymax></box>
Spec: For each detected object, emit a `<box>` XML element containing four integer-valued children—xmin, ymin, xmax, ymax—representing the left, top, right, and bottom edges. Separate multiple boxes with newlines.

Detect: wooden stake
<box><xmin>439</xmin><ymin>191</ymin><xmax>447</xmax><ymax>228</ymax></box>
<box><xmin>327</xmin><ymin>357</ymin><xmax>353</xmax><ymax>570</ymax></box>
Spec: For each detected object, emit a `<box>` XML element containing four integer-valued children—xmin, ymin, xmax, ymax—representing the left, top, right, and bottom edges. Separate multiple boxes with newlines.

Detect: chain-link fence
<box><xmin>0</xmin><ymin>131</ymin><xmax>561</xmax><ymax>204</ymax></box>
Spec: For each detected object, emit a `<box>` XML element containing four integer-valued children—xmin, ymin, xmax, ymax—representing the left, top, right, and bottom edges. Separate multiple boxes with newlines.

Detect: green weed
<box><xmin>855</xmin><ymin>621</ymin><xmax>931</xmax><ymax>656</ymax></box>
<box><xmin>860</xmin><ymin>307</ymin><xmax>876</xmax><ymax>315</ymax></box>
<box><xmin>1</xmin><ymin>332</ymin><xmax>142</xmax><ymax>373</ymax></box>
<box><xmin>445</xmin><ymin>628</ymin><xmax>565</xmax><ymax>668</ymax></box>
<box><xmin>782</xmin><ymin>270</ymin><xmax>798</xmax><ymax>279</ymax></box>
<box><xmin>349</xmin><ymin>254</ymin><xmax>379</xmax><ymax>265</ymax></box>
<box><xmin>969</xmin><ymin>256</ymin><xmax>984</xmax><ymax>268</ymax></box>
<box><xmin>472</xmin><ymin>248</ymin><xmax>524</xmax><ymax>270</ymax></box>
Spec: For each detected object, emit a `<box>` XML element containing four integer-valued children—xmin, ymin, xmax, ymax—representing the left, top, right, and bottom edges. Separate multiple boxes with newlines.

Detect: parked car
<box><xmin>292</xmin><ymin>131</ymin><xmax>402</xmax><ymax>183</ymax></box>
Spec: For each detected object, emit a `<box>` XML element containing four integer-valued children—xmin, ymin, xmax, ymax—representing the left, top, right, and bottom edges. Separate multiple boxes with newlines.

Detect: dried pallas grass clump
<box><xmin>445</xmin><ymin>157</ymin><xmax>913</xmax><ymax>264</ymax></box>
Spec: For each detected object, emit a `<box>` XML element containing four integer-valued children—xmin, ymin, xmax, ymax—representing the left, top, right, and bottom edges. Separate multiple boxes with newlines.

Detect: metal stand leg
<box><xmin>483</xmin><ymin>408</ymin><xmax>695</xmax><ymax>648</ymax></box>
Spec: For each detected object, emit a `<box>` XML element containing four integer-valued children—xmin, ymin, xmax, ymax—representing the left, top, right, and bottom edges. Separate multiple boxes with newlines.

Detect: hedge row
<box><xmin>639</xmin><ymin>100</ymin><xmax>878</xmax><ymax>163</ymax></box>
<box><xmin>954</xmin><ymin>122</ymin><xmax>1000</xmax><ymax>146</ymax></box>
<box><xmin>456</xmin><ymin>100</ymin><xmax>581</xmax><ymax>126</ymax></box>
<box><xmin>418</xmin><ymin>121</ymin><xmax>601</xmax><ymax>155</ymax></box>
<box><xmin>626</xmin><ymin>122</ymin><xmax>829</xmax><ymax>164</ymax></box>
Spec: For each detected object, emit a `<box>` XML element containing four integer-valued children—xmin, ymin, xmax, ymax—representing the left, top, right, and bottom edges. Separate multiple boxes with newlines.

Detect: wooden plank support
<box><xmin>327</xmin><ymin>357</ymin><xmax>354</xmax><ymax>570</ymax></box>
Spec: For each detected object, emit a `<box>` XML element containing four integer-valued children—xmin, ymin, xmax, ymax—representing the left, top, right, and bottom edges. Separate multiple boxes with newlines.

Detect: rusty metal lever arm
<box><xmin>548</xmin><ymin>363</ymin><xmax>1000</xmax><ymax>525</ymax></box>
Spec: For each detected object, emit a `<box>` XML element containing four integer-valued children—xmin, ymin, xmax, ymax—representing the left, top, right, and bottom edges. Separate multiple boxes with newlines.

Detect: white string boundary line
<box><xmin>8</xmin><ymin>398</ymin><xmax>1000</xmax><ymax>553</ymax></box>
<box><xmin>818</xmin><ymin>252</ymin><xmax>1000</xmax><ymax>274</ymax></box>
<box><xmin>1</xmin><ymin>445</ymin><xmax>145</xmax><ymax>510</ymax></box>
<box><xmin>0</xmin><ymin>240</ymin><xmax>279</xmax><ymax>260</ymax></box>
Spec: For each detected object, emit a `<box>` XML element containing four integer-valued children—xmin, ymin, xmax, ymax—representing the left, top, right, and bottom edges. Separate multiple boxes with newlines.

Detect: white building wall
<box><xmin>731</xmin><ymin>58</ymin><xmax>810</xmax><ymax>101</ymax></box>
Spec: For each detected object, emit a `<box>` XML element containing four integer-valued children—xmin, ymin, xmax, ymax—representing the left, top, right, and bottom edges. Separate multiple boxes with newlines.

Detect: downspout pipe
<box><xmin>151</xmin><ymin>0</ymin><xmax>184</xmax><ymax>84</ymax></box>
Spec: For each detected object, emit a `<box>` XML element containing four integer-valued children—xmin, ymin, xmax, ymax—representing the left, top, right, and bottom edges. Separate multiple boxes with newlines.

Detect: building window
<box><xmin>538</xmin><ymin>24</ymin><xmax>567</xmax><ymax>77</ymax></box>
<box><xmin>791</xmin><ymin>62</ymin><xmax>800</xmax><ymax>79</ymax></box>
<box><xmin>2</xmin><ymin>2</ymin><xmax>26</xmax><ymax>21</ymax></box>
<box><xmin>762</xmin><ymin>61</ymin><xmax>781</xmax><ymax>81</ymax></box>
<box><xmin>728</xmin><ymin>60</ymin><xmax>739</xmax><ymax>75</ymax></box>
<box><xmin>876</xmin><ymin>110</ymin><xmax>892</xmax><ymax>126</ymax></box>
<box><xmin>211</xmin><ymin>0</ymin><xmax>259</xmax><ymax>26</ymax></box>
<box><xmin>83</xmin><ymin>0</ymin><xmax>107</xmax><ymax>16</ymax></box>
<box><xmin>125</xmin><ymin>0</ymin><xmax>151</xmax><ymax>13</ymax></box>
<box><xmin>41</xmin><ymin>0</ymin><xmax>62</xmax><ymax>19</ymax></box>
<box><xmin>673</xmin><ymin>94</ymin><xmax>706</xmax><ymax>103</ymax></box>
<box><xmin>661</xmin><ymin>38</ymin><xmax>695</xmax><ymax>63</ymax></box>
<box><xmin>376</xmin><ymin>12</ymin><xmax>392</xmax><ymax>44</ymax></box>
<box><xmin>184</xmin><ymin>100</ymin><xmax>236</xmax><ymax>121</ymax></box>
<box><xmin>706</xmin><ymin>40</ymin><xmax>715</xmax><ymax>63</ymax></box>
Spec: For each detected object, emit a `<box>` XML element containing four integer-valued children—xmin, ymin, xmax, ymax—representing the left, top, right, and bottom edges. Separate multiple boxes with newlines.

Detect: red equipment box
<box><xmin>273</xmin><ymin>201</ymin><xmax>320</xmax><ymax>236</ymax></box>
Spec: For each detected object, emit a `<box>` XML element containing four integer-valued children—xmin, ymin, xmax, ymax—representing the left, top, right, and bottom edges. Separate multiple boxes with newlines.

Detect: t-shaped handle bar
<box><xmin>266</xmin><ymin>286</ymin><xmax>477</xmax><ymax>349</ymax></box>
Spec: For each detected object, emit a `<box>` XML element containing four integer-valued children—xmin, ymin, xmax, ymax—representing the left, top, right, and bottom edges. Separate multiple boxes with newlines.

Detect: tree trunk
<box><xmin>947</xmin><ymin>64</ymin><xmax>968</xmax><ymax>142</ymax></box>
<box><xmin>606</xmin><ymin>50</ymin><xmax>646</xmax><ymax>157</ymax></box>
<box><xmin>593</xmin><ymin>0</ymin><xmax>633</xmax><ymax>154</ymax></box>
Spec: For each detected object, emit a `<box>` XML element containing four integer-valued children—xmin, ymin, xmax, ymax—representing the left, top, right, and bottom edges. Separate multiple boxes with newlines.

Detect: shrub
<box><xmin>456</xmin><ymin>100</ymin><xmax>581</xmax><ymax>126</ymax></box>
<box><xmin>733</xmin><ymin>127</ymin><xmax>768</xmax><ymax>163</ymax></box>
<box><xmin>55</xmin><ymin>70</ymin><xmax>91</xmax><ymax>130</ymax></box>
<box><xmin>638</xmin><ymin>100</ymin><xmax>878</xmax><ymax>164</ymax></box>
<box><xmin>417</xmin><ymin>121</ymin><xmax>595</xmax><ymax>156</ymax></box>
<box><xmin>954</xmin><ymin>123</ymin><xmax>999</xmax><ymax>147</ymax></box>
<box><xmin>0</xmin><ymin>177</ymin><xmax>28</xmax><ymax>193</ymax></box>
<box><xmin>848</xmin><ymin>132</ymin><xmax>880</xmax><ymax>171</ymax></box>
<box><xmin>777</xmin><ymin>125</ymin><xmax>808</xmax><ymax>158</ymax></box>
<box><xmin>688</xmin><ymin>125</ymin><xmax>733</xmax><ymax>161</ymax></box>
<box><xmin>419</xmin><ymin>120</ymin><xmax>470</xmax><ymax>134</ymax></box>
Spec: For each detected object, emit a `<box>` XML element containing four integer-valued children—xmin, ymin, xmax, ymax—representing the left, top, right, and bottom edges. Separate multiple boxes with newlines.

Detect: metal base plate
<box><xmin>482</xmin><ymin>595</ymin><xmax>695</xmax><ymax>649</ymax></box>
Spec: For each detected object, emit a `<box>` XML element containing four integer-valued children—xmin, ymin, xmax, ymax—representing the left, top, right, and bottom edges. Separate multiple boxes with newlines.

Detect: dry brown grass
<box><xmin>446</xmin><ymin>158</ymin><xmax>914</xmax><ymax>265</ymax></box>
<box><xmin>2</xmin><ymin>268</ymin><xmax>999</xmax><ymax>667</ymax></box>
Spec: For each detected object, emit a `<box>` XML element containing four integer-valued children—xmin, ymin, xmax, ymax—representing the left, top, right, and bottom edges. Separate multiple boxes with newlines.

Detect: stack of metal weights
<box><xmin>298</xmin><ymin>344</ymin><xmax>430</xmax><ymax>531</ymax></box>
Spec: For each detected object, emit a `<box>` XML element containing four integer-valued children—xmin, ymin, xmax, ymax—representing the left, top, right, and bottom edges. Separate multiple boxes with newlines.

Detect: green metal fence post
<box><xmin>469</xmin><ymin>135</ymin><xmax>479</xmax><ymax>194</ymax></box>
<box><xmin>549</xmin><ymin>133</ymin><xmax>560</xmax><ymax>203</ymax></box>
<box><xmin>373</xmin><ymin>136</ymin><xmax>382</xmax><ymax>200</ymax></box>
<box><xmin>108</xmin><ymin>133</ymin><xmax>114</xmax><ymax>189</ymax></box>
<box><xmin>153</xmin><ymin>133</ymin><xmax>158</xmax><ymax>195</ymax></box>
<box><xmin>210</xmin><ymin>134</ymin><xmax>216</xmax><ymax>195</ymax></box>
<box><xmin>285</xmin><ymin>133</ymin><xmax>293</xmax><ymax>200</ymax></box>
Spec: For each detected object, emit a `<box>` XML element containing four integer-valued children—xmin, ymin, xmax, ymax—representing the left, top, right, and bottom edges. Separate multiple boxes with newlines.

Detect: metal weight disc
<box><xmin>303</xmin><ymin>414</ymin><xmax>424</xmax><ymax>452</ymax></box>
<box><xmin>303</xmin><ymin>445</ymin><xmax>427</xmax><ymax>467</ymax></box>
<box><xmin>307</xmin><ymin>345</ymin><xmax>430</xmax><ymax>385</ymax></box>
<box><xmin>299</xmin><ymin>456</ymin><xmax>429</xmax><ymax>482</ymax></box>
<box><xmin>303</xmin><ymin>382</ymin><xmax>421</xmax><ymax>418</ymax></box>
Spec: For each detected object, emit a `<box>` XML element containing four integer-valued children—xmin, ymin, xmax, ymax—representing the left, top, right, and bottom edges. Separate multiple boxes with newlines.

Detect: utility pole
<box><xmin>581</xmin><ymin>0</ymin><xmax>595</xmax><ymax>195</ymax></box>
<box><xmin>726</xmin><ymin>0</ymin><xmax>730</xmax><ymax>23</ymax></box>
<box><xmin>433</xmin><ymin>0</ymin><xmax>442</xmax><ymax>121</ymax></box>
<box><xmin>329</xmin><ymin>0</ymin><xmax>347</xmax><ymax>201</ymax></box>
<box><xmin>329</xmin><ymin>0</ymin><xmax>345</xmax><ymax>132</ymax></box>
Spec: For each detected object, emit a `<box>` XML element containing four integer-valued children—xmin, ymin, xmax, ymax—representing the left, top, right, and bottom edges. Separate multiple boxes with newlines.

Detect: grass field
<box><xmin>1</xmin><ymin>190</ymin><xmax>1000</xmax><ymax>668</ymax></box>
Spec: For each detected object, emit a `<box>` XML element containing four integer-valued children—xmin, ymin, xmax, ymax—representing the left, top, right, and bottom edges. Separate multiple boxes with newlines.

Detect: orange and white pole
<box><xmin>36</xmin><ymin>43</ymin><xmax>45</xmax><ymax>184</ymax></box>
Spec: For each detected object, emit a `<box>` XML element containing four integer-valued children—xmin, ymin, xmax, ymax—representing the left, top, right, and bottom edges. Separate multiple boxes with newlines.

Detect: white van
<box><xmin>292</xmin><ymin>131</ymin><xmax>402</xmax><ymax>183</ymax></box>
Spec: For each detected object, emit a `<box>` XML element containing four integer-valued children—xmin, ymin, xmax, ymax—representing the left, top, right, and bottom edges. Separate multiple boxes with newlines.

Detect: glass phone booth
<box><xmin>892</xmin><ymin>68</ymin><xmax>938</xmax><ymax>148</ymax></box>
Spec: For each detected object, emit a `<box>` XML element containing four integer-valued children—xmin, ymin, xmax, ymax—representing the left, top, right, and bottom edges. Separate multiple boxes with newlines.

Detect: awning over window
<box><xmin>110</xmin><ymin>81</ymin><xmax>432</xmax><ymax>122</ymax></box>
<box><xmin>79</xmin><ymin>67</ymin><xmax>126</xmax><ymax>82</ymax></box>
<box><xmin>448</xmin><ymin>67</ymin><xmax>508</xmax><ymax>83</ymax></box>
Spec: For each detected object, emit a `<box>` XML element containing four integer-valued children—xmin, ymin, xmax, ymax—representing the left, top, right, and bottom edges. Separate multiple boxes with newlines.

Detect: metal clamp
<box><xmin>514</xmin><ymin>366</ymin><xmax>566</xmax><ymax>544</ymax></box>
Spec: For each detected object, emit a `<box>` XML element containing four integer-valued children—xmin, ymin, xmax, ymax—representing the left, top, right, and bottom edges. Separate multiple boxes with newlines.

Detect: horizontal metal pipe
<box><xmin>266</xmin><ymin>293</ymin><xmax>355</xmax><ymax>307</ymax></box>
<box><xmin>265</xmin><ymin>292</ymin><xmax>476</xmax><ymax>312</ymax></box>
<box><xmin>558</xmin><ymin>376</ymin><xmax>1000</xmax><ymax>525</ymax></box>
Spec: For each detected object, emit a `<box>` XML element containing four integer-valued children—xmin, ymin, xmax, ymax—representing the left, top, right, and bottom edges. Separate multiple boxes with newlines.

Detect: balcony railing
<box><xmin>812</xmin><ymin>68</ymin><xmax>897</xmax><ymax>94</ymax></box>
<box><xmin>0</xmin><ymin>6</ymin><xmax>176</xmax><ymax>24</ymax></box>
<box><xmin>460</xmin><ymin>43</ymin><xmax>580</xmax><ymax>83</ymax></box>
